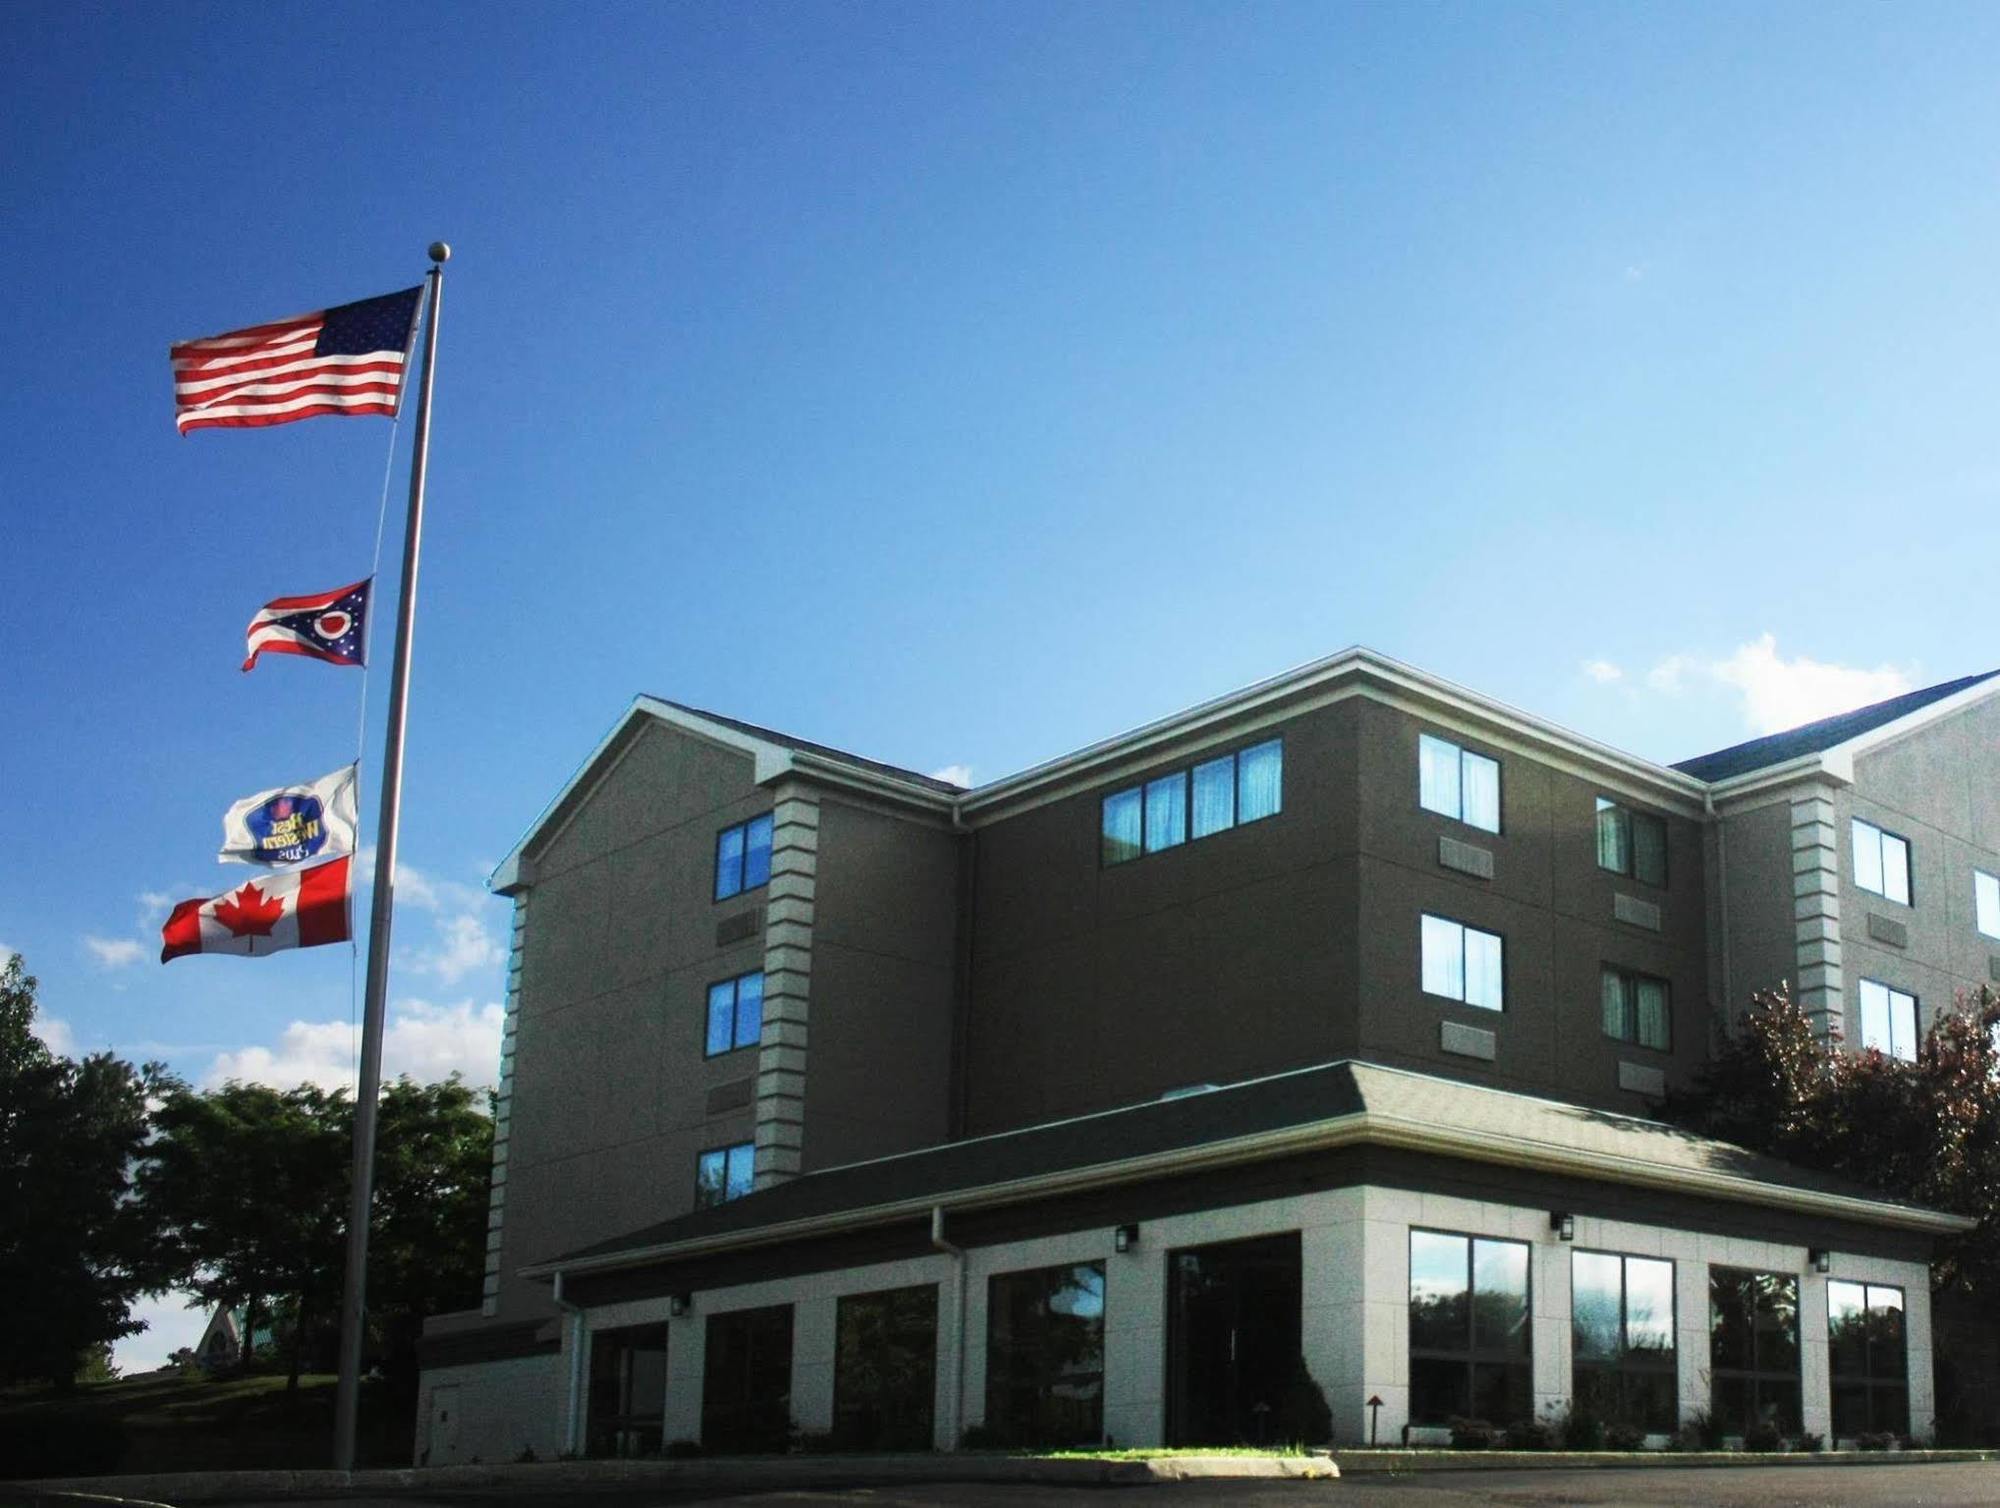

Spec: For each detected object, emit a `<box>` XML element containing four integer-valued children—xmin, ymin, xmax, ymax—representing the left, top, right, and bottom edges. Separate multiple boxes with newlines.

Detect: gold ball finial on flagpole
<box><xmin>428</xmin><ymin>241</ymin><xmax>451</xmax><ymax>264</ymax></box>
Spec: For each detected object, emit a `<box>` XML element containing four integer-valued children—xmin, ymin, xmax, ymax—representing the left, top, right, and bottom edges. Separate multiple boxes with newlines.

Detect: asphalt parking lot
<box><xmin>83</xmin><ymin>1460</ymin><xmax>1997</xmax><ymax>1508</ymax></box>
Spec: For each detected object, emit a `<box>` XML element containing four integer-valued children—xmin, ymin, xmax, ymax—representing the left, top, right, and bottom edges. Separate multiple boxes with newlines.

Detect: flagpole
<box><xmin>334</xmin><ymin>242</ymin><xmax>448</xmax><ymax>1472</ymax></box>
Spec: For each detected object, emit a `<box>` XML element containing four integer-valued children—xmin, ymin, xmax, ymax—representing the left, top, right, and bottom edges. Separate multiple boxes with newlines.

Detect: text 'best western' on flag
<box><xmin>170</xmin><ymin>286</ymin><xmax>422</xmax><ymax>433</ymax></box>
<box><xmin>219</xmin><ymin>764</ymin><xmax>359</xmax><ymax>868</ymax></box>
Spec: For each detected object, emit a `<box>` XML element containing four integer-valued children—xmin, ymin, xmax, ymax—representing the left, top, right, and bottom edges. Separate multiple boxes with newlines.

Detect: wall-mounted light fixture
<box><xmin>668</xmin><ymin>1293</ymin><xmax>692</xmax><ymax>1317</ymax></box>
<box><xmin>1114</xmin><ymin>1224</ymin><xmax>1140</xmax><ymax>1253</ymax></box>
<box><xmin>1550</xmin><ymin>1211</ymin><xmax>1574</xmax><ymax>1242</ymax></box>
<box><xmin>1809</xmin><ymin>1248</ymin><xmax>1832</xmax><ymax>1274</ymax></box>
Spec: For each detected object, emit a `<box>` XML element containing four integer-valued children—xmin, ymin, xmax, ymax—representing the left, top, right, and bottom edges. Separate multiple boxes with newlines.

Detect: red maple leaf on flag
<box><xmin>214</xmin><ymin>881</ymin><xmax>285</xmax><ymax>938</ymax></box>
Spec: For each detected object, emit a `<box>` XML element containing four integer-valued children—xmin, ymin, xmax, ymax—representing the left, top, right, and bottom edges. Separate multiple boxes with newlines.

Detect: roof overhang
<box><xmin>520</xmin><ymin>1103</ymin><xmax>1971</xmax><ymax>1284</ymax></box>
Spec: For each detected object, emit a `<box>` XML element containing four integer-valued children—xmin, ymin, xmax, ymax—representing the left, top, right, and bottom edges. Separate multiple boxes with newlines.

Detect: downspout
<box><xmin>1704</xmin><ymin>788</ymin><xmax>1735</xmax><ymax>1029</ymax></box>
<box><xmin>930</xmin><ymin>1205</ymin><xmax>967</xmax><ymax>1450</ymax></box>
<box><xmin>552</xmin><ymin>1269</ymin><xmax>586</xmax><ymax>1458</ymax></box>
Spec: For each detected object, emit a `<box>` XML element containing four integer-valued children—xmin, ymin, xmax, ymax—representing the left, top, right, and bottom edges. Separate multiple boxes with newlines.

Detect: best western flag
<box><xmin>170</xmin><ymin>286</ymin><xmax>422</xmax><ymax>434</ymax></box>
<box><xmin>160</xmin><ymin>856</ymin><xmax>352</xmax><ymax>963</ymax></box>
<box><xmin>220</xmin><ymin>764</ymin><xmax>358</xmax><ymax>868</ymax></box>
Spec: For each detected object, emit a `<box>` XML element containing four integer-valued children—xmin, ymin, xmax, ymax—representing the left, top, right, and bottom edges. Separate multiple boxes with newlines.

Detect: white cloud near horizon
<box><xmin>201</xmin><ymin>997</ymin><xmax>504</xmax><ymax>1094</ymax></box>
<box><xmin>33</xmin><ymin>1013</ymin><xmax>75</xmax><ymax>1057</ymax></box>
<box><xmin>929</xmin><ymin>763</ymin><xmax>974</xmax><ymax>787</ymax></box>
<box><xmin>1587</xmin><ymin>634</ymin><xmax>1916</xmax><ymax>736</ymax></box>
<box><xmin>84</xmin><ymin>934</ymin><xmax>147</xmax><ymax>969</ymax></box>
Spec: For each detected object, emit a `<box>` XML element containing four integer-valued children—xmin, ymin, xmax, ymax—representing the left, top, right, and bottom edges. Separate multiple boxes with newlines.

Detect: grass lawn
<box><xmin>0</xmin><ymin>1370</ymin><xmax>413</xmax><ymax>1480</ymax></box>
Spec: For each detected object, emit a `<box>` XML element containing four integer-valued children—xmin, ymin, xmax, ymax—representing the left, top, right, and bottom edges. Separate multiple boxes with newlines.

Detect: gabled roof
<box><xmin>522</xmin><ymin>1059</ymin><xmax>1969</xmax><ymax>1281</ymax></box>
<box><xmin>1674</xmin><ymin>670</ymin><xmax>2000</xmax><ymax>784</ymax></box>
<box><xmin>649</xmin><ymin>699</ymin><xmax>965</xmax><ymax>795</ymax></box>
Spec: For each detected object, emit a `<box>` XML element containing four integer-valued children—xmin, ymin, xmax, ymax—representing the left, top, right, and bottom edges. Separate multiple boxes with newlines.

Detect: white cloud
<box><xmin>33</xmin><ymin>1014</ymin><xmax>75</xmax><ymax>1057</ymax></box>
<box><xmin>112</xmin><ymin>1291</ymin><xmax>212</xmax><ymax>1375</ymax></box>
<box><xmin>410</xmin><ymin>913</ymin><xmax>506</xmax><ymax>986</ymax></box>
<box><xmin>137</xmin><ymin>890</ymin><xmax>178</xmax><ymax>926</ymax></box>
<box><xmin>928</xmin><ymin>763</ymin><xmax>974</xmax><ymax>788</ymax></box>
<box><xmin>1581</xmin><ymin>659</ymin><xmax>1624</xmax><ymax>685</ymax></box>
<box><xmin>1637</xmin><ymin>634</ymin><xmax>1915</xmax><ymax>735</ymax></box>
<box><xmin>84</xmin><ymin>934</ymin><xmax>147</xmax><ymax>969</ymax></box>
<box><xmin>1710</xmin><ymin>635</ymin><xmax>1913</xmax><ymax>735</ymax></box>
<box><xmin>201</xmin><ymin>998</ymin><xmax>504</xmax><ymax>1094</ymax></box>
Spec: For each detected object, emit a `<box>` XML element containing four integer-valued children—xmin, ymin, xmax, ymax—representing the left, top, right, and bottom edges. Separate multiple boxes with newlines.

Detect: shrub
<box><xmin>664</xmin><ymin>1439</ymin><xmax>704</xmax><ymax>1459</ymax></box>
<box><xmin>1562</xmin><ymin>1408</ymin><xmax>1604</xmax><ymax>1451</ymax></box>
<box><xmin>514</xmin><ymin>1444</ymin><xmax>538</xmax><ymax>1464</ymax></box>
<box><xmin>789</xmin><ymin>1428</ymin><xmax>837</xmax><ymax>1454</ymax></box>
<box><xmin>957</xmin><ymin>1424</ymin><xmax>1006</xmax><ymax>1451</ymax></box>
<box><xmin>1604</xmin><ymin>1422</ymin><xmax>1648</xmax><ymax>1451</ymax></box>
<box><xmin>1795</xmin><ymin>1431</ymin><xmax>1824</xmax><ymax>1453</ymax></box>
<box><xmin>1504</xmin><ymin>1416</ymin><xmax>1557</xmax><ymax>1451</ymax></box>
<box><xmin>1447</xmin><ymin>1417</ymin><xmax>1498</xmax><ymax>1449</ymax></box>
<box><xmin>1672</xmin><ymin>1409</ymin><xmax>1722</xmax><ymax>1452</ymax></box>
<box><xmin>1273</xmin><ymin>1356</ymin><xmax>1334</xmax><ymax>1445</ymax></box>
<box><xmin>1743</xmin><ymin>1421</ymin><xmax>1783</xmax><ymax>1453</ymax></box>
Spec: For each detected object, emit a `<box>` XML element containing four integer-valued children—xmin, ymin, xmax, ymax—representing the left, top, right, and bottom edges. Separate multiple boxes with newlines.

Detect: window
<box><xmin>1419</xmin><ymin>734</ymin><xmax>1501</xmax><ymax>833</ymax></box>
<box><xmin>1601</xmin><ymin>967</ymin><xmax>1671</xmax><ymax>1051</ymax></box>
<box><xmin>585</xmin><ymin>1323</ymin><xmax>668</xmax><ymax>1458</ymax></box>
<box><xmin>1828</xmin><ymin>1281</ymin><xmax>1908</xmax><ymax>1440</ymax></box>
<box><xmin>984</xmin><ymin>1262</ymin><xmax>1105</xmax><ymax>1447</ymax></box>
<box><xmin>1421</xmin><ymin>914</ymin><xmax>1504</xmax><ymax>1011</ymax></box>
<box><xmin>833</xmin><ymin>1284</ymin><xmax>939</xmax><ymax>1451</ymax></box>
<box><xmin>1572</xmin><ymin>1252</ymin><xmax>1676</xmax><ymax>1433</ymax></box>
<box><xmin>1852</xmin><ymin>818</ymin><xmax>1910</xmax><ymax>905</ymax></box>
<box><xmin>1100</xmin><ymin>738</ymin><xmax>1282</xmax><ymax>867</ymax></box>
<box><xmin>1596</xmin><ymin>799</ymin><xmax>1667</xmax><ymax>887</ymax></box>
<box><xmin>1710</xmin><ymin>1268</ymin><xmax>1801</xmax><ymax>1436</ymax></box>
<box><xmin>696</xmin><ymin>1142</ymin><xmax>755</xmax><ymax>1208</ymax></box>
<box><xmin>714</xmin><ymin>813</ymin><xmax>774</xmax><ymax>901</ymax></box>
<box><xmin>1978</xmin><ymin>871</ymin><xmax>2000</xmax><ymax>940</ymax></box>
<box><xmin>1408</xmin><ymin>1230</ymin><xmax>1531</xmax><ymax>1426</ymax></box>
<box><xmin>702</xmin><ymin>1304</ymin><xmax>792</xmax><ymax>1453</ymax></box>
<box><xmin>705</xmin><ymin>971</ymin><xmax>765</xmax><ymax>1057</ymax></box>
<box><xmin>1856</xmin><ymin>979</ymin><xmax>1918</xmax><ymax>1062</ymax></box>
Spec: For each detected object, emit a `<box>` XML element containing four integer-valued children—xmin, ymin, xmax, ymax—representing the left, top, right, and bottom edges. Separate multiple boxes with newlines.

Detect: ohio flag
<box><xmin>160</xmin><ymin>855</ymin><xmax>352</xmax><ymax>962</ymax></box>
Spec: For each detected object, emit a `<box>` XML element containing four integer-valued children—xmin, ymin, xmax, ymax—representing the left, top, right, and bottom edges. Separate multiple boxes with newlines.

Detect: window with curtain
<box><xmin>696</xmin><ymin>1142</ymin><xmax>755</xmax><ymax>1208</ymax></box>
<box><xmin>1852</xmin><ymin>818</ymin><xmax>1910</xmax><ymax>905</ymax></box>
<box><xmin>715</xmin><ymin>813</ymin><xmax>774</xmax><ymax>901</ymax></box>
<box><xmin>1601</xmin><ymin>966</ymin><xmax>1670</xmax><ymax>1051</ymax></box>
<box><xmin>1856</xmin><ymin>979</ymin><xmax>1918</xmax><ymax>1062</ymax></box>
<box><xmin>1572</xmin><ymin>1252</ymin><xmax>1677</xmax><ymax>1433</ymax></box>
<box><xmin>705</xmin><ymin>970</ymin><xmax>765</xmax><ymax>1056</ymax></box>
<box><xmin>1418</xmin><ymin>733</ymin><xmax>1501</xmax><ymax>833</ymax></box>
<box><xmin>1710</xmin><ymin>1268</ymin><xmax>1801</xmax><ymax>1436</ymax></box>
<box><xmin>1099</xmin><ymin>738</ymin><xmax>1282</xmax><ymax>867</ymax></box>
<box><xmin>1421</xmin><ymin>914</ymin><xmax>1504</xmax><ymax>1011</ymax></box>
<box><xmin>1408</xmin><ymin>1230</ymin><xmax>1531</xmax><ymax>1426</ymax></box>
<box><xmin>1595</xmin><ymin>799</ymin><xmax>1667</xmax><ymax>887</ymax></box>
<box><xmin>1828</xmin><ymin>1281</ymin><xmax>1908</xmax><ymax>1440</ymax></box>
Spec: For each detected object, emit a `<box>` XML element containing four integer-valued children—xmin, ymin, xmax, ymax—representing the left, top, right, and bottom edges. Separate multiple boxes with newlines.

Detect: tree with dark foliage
<box><xmin>0</xmin><ymin>953</ymin><xmax>157</xmax><ymax>1388</ymax></box>
<box><xmin>1664</xmin><ymin>986</ymin><xmax>2000</xmax><ymax>1442</ymax></box>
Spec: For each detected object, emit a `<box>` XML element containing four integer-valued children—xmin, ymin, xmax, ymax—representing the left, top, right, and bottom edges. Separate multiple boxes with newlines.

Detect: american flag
<box><xmin>171</xmin><ymin>286</ymin><xmax>422</xmax><ymax>433</ymax></box>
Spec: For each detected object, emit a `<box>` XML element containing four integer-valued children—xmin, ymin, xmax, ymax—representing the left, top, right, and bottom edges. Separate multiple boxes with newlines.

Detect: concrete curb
<box><xmin>12</xmin><ymin>1451</ymin><xmax>1338</xmax><ymax>1502</ymax></box>
<box><xmin>1330</xmin><ymin>1447</ymin><xmax>2000</xmax><ymax>1473</ymax></box>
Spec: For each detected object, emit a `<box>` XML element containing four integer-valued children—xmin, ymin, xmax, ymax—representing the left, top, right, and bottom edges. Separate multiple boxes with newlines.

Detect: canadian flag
<box><xmin>160</xmin><ymin>855</ymin><xmax>352</xmax><ymax>963</ymax></box>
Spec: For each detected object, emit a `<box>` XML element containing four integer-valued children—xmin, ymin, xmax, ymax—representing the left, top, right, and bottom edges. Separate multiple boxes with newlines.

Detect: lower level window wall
<box><xmin>833</xmin><ymin>1283</ymin><xmax>939</xmax><ymax>1451</ymax></box>
<box><xmin>1829</xmin><ymin>1281</ymin><xmax>1909</xmax><ymax>1440</ymax></box>
<box><xmin>1570</xmin><ymin>1251</ymin><xmax>1676</xmax><ymax>1433</ymax></box>
<box><xmin>585</xmin><ymin>1323</ymin><xmax>667</xmax><ymax>1458</ymax></box>
<box><xmin>1407</xmin><ymin>1230</ymin><xmax>1531</xmax><ymax>1427</ymax></box>
<box><xmin>983</xmin><ymin>1262</ymin><xmax>1106</xmax><ymax>1447</ymax></box>
<box><xmin>1709</xmin><ymin>1268</ymin><xmax>1802</xmax><ymax>1435</ymax></box>
<box><xmin>702</xmin><ymin>1304</ymin><xmax>793</xmax><ymax>1453</ymax></box>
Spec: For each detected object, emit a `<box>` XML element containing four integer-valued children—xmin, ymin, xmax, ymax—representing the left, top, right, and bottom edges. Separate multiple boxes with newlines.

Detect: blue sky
<box><xmin>5</xmin><ymin>3</ymin><xmax>1997</xmax><ymax>1363</ymax></box>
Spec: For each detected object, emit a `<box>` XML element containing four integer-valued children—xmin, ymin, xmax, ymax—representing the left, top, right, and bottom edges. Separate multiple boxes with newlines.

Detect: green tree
<box><xmin>136</xmin><ymin>1080</ymin><xmax>350</xmax><ymax>1391</ymax></box>
<box><xmin>0</xmin><ymin>953</ymin><xmax>157</xmax><ymax>1388</ymax></box>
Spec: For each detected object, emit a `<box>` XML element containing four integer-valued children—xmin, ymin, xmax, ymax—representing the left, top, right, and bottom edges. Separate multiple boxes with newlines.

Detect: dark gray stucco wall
<box><xmin>961</xmin><ymin>697</ymin><xmax>1362</xmax><ymax>1135</ymax></box>
<box><xmin>1714</xmin><ymin>799</ymin><xmax>1799</xmax><ymax>1010</ymax></box>
<box><xmin>497</xmin><ymin>723</ymin><xmax>772</xmax><ymax>1319</ymax></box>
<box><xmin>803</xmin><ymin>797</ymin><xmax>959</xmax><ymax>1169</ymax></box>
<box><xmin>1843</xmin><ymin>696</ymin><xmax>2000</xmax><ymax>1033</ymax></box>
<box><xmin>1348</xmin><ymin>699</ymin><xmax>1710</xmax><ymax>1110</ymax></box>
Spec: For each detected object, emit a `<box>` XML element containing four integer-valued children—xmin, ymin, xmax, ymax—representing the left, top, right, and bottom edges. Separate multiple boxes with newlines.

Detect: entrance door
<box><xmin>426</xmin><ymin>1383</ymin><xmax>461</xmax><ymax>1464</ymax></box>
<box><xmin>1166</xmin><ymin>1231</ymin><xmax>1302</xmax><ymax>1446</ymax></box>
